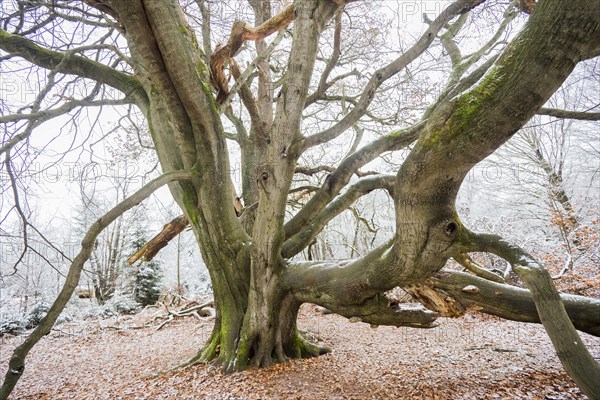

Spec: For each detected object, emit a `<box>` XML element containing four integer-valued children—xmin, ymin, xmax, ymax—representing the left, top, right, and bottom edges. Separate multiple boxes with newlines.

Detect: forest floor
<box><xmin>1</xmin><ymin>304</ymin><xmax>599</xmax><ymax>400</ymax></box>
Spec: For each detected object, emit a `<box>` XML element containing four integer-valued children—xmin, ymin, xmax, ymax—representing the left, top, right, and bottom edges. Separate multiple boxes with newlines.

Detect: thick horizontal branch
<box><xmin>409</xmin><ymin>269</ymin><xmax>600</xmax><ymax>336</ymax></box>
<box><xmin>284</xmin><ymin>240</ymin><xmax>417</xmax><ymax>314</ymax></box>
<box><xmin>0</xmin><ymin>29</ymin><xmax>144</xmax><ymax>101</ymax></box>
<box><xmin>285</xmin><ymin>251</ymin><xmax>438</xmax><ymax>328</ymax></box>
<box><xmin>322</xmin><ymin>295</ymin><xmax>438</xmax><ymax>329</ymax></box>
<box><xmin>537</xmin><ymin>107</ymin><xmax>600</xmax><ymax>121</ymax></box>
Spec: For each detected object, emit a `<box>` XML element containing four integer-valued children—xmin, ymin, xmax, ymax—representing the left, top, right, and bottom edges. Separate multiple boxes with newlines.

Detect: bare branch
<box><xmin>285</xmin><ymin>121</ymin><xmax>424</xmax><ymax>239</ymax></box>
<box><xmin>196</xmin><ymin>0</ymin><xmax>213</xmax><ymax>59</ymax></box>
<box><xmin>304</xmin><ymin>10</ymin><xmax>345</xmax><ymax>106</ymax></box>
<box><xmin>297</xmin><ymin>0</ymin><xmax>486</xmax><ymax>152</ymax></box>
<box><xmin>0</xmin><ymin>98</ymin><xmax>129</xmax><ymax>124</ymax></box>
<box><xmin>537</xmin><ymin>107</ymin><xmax>600</xmax><ymax>121</ymax></box>
<box><xmin>283</xmin><ymin>174</ymin><xmax>395</xmax><ymax>258</ymax></box>
<box><xmin>284</xmin><ymin>242</ymin><xmax>438</xmax><ymax>328</ymax></box>
<box><xmin>0</xmin><ymin>98</ymin><xmax>129</xmax><ymax>156</ymax></box>
<box><xmin>294</xmin><ymin>165</ymin><xmax>335</xmax><ymax>176</ymax></box>
<box><xmin>305</xmin><ymin>69</ymin><xmax>361</xmax><ymax>107</ymax></box>
<box><xmin>0</xmin><ymin>29</ymin><xmax>144</xmax><ymax>101</ymax></box>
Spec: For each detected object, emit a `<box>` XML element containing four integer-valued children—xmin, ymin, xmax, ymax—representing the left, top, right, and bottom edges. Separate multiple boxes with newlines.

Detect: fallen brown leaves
<box><xmin>1</xmin><ymin>305</ymin><xmax>598</xmax><ymax>399</ymax></box>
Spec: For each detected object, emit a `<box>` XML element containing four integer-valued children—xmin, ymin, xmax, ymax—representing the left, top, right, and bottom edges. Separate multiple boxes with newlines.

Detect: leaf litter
<box><xmin>1</xmin><ymin>304</ymin><xmax>598</xmax><ymax>399</ymax></box>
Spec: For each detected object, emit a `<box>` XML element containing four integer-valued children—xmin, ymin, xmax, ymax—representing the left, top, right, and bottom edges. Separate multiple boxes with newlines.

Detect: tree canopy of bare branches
<box><xmin>1</xmin><ymin>0</ymin><xmax>599</xmax><ymax>398</ymax></box>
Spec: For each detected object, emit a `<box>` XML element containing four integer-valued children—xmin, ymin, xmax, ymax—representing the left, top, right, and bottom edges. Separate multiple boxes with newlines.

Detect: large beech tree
<box><xmin>1</xmin><ymin>0</ymin><xmax>599</xmax><ymax>398</ymax></box>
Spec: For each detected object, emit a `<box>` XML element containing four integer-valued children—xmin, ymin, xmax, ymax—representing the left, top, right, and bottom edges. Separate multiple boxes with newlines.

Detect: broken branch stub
<box><xmin>127</xmin><ymin>215</ymin><xmax>189</xmax><ymax>265</ymax></box>
<box><xmin>210</xmin><ymin>4</ymin><xmax>295</xmax><ymax>103</ymax></box>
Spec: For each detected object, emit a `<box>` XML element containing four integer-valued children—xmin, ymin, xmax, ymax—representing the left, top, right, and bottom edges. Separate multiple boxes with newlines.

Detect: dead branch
<box><xmin>155</xmin><ymin>315</ymin><xmax>174</xmax><ymax>331</ymax></box>
<box><xmin>127</xmin><ymin>215</ymin><xmax>189</xmax><ymax>265</ymax></box>
<box><xmin>128</xmin><ymin>191</ymin><xmax>249</xmax><ymax>264</ymax></box>
<box><xmin>152</xmin><ymin>299</ymin><xmax>215</xmax><ymax>331</ymax></box>
<box><xmin>210</xmin><ymin>4</ymin><xmax>294</xmax><ymax>102</ymax></box>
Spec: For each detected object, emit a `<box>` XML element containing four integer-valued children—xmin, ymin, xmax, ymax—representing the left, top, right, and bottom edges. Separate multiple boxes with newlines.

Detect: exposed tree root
<box><xmin>181</xmin><ymin>323</ymin><xmax>332</xmax><ymax>375</ymax></box>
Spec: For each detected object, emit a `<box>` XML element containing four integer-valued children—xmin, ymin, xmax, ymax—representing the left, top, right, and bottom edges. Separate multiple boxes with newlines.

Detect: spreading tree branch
<box><xmin>297</xmin><ymin>0</ymin><xmax>485</xmax><ymax>152</ymax></box>
<box><xmin>283</xmin><ymin>174</ymin><xmax>395</xmax><ymax>258</ymax></box>
<box><xmin>285</xmin><ymin>242</ymin><xmax>438</xmax><ymax>328</ymax></box>
<box><xmin>284</xmin><ymin>122</ymin><xmax>424</xmax><ymax>239</ymax></box>
<box><xmin>537</xmin><ymin>107</ymin><xmax>600</xmax><ymax>121</ymax></box>
<box><xmin>0</xmin><ymin>97</ymin><xmax>129</xmax><ymax>156</ymax></box>
<box><xmin>0</xmin><ymin>29</ymin><xmax>144</xmax><ymax>101</ymax></box>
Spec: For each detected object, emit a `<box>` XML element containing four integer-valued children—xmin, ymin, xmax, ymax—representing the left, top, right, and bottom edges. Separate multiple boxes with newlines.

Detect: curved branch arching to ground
<box><xmin>0</xmin><ymin>170</ymin><xmax>194</xmax><ymax>400</ymax></box>
<box><xmin>464</xmin><ymin>233</ymin><xmax>600</xmax><ymax>397</ymax></box>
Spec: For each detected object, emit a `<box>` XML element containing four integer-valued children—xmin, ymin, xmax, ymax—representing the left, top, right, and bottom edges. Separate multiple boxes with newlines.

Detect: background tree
<box><xmin>1</xmin><ymin>0</ymin><xmax>599</xmax><ymax>399</ymax></box>
<box><xmin>131</xmin><ymin>226</ymin><xmax>162</xmax><ymax>307</ymax></box>
<box><xmin>72</xmin><ymin>158</ymin><xmax>143</xmax><ymax>303</ymax></box>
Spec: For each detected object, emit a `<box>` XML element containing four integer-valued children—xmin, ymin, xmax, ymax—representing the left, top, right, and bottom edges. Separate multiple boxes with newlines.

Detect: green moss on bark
<box><xmin>424</xmin><ymin>67</ymin><xmax>505</xmax><ymax>148</ymax></box>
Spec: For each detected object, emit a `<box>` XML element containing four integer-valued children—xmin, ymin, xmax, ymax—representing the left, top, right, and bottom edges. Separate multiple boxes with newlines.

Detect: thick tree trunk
<box><xmin>188</xmin><ymin>272</ymin><xmax>327</xmax><ymax>372</ymax></box>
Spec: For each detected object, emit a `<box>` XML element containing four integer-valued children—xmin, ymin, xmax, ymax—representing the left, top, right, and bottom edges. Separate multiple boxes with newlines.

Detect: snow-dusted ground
<box><xmin>1</xmin><ymin>304</ymin><xmax>598</xmax><ymax>400</ymax></box>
